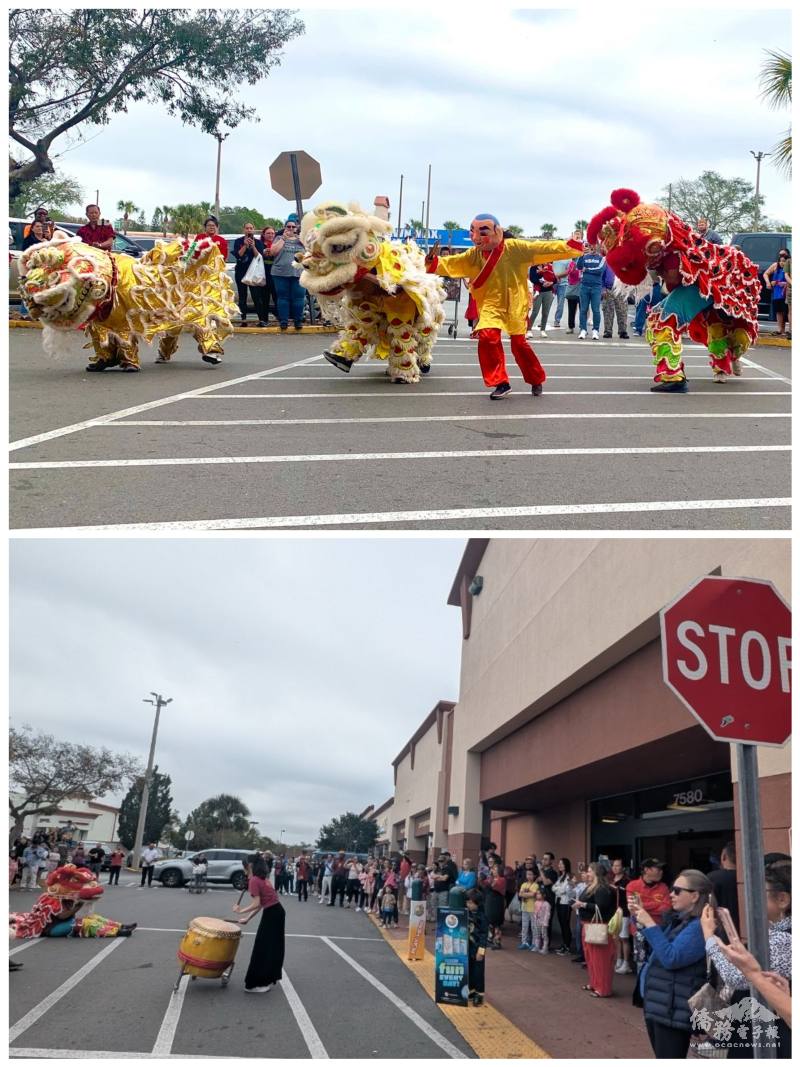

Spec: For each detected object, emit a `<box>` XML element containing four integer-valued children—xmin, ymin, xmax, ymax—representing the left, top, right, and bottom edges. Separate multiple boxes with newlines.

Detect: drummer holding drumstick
<box><xmin>232</xmin><ymin>853</ymin><xmax>286</xmax><ymax>994</ymax></box>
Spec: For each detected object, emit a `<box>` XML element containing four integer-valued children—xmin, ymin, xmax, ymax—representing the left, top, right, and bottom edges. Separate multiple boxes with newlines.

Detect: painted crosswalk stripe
<box><xmin>10</xmin><ymin>444</ymin><xmax>790</xmax><ymax>472</ymax></box>
<box><xmin>186</xmin><ymin>389</ymin><xmax>789</xmax><ymax>399</ymax></box>
<box><xmin>281</xmin><ymin>971</ymin><xmax>329</xmax><ymax>1058</ymax></box>
<box><xmin>151</xmin><ymin>973</ymin><xmax>189</xmax><ymax>1056</ymax></box>
<box><xmin>17</xmin><ymin>497</ymin><xmax>790</xmax><ymax>533</ymax></box>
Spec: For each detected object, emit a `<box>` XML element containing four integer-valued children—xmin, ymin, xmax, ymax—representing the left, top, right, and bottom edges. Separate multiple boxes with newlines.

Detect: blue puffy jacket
<box><xmin>640</xmin><ymin>913</ymin><xmax>707</xmax><ymax>1031</ymax></box>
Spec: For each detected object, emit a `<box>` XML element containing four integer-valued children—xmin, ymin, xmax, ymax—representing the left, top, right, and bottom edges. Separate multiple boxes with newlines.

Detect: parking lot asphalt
<box><xmin>9</xmin><ymin>309</ymin><xmax>791</xmax><ymax>531</ymax></box>
<box><xmin>9</xmin><ymin>881</ymin><xmax>475</xmax><ymax>1059</ymax></box>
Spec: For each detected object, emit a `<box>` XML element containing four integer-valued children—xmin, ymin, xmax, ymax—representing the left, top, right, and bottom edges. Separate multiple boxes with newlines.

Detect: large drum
<box><xmin>177</xmin><ymin>916</ymin><xmax>241</xmax><ymax>980</ymax></box>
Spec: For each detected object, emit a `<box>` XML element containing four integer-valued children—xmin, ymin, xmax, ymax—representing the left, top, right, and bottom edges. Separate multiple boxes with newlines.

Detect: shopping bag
<box><xmin>242</xmin><ymin>254</ymin><xmax>266</xmax><ymax>287</ymax></box>
<box><xmin>584</xmin><ymin>905</ymin><xmax>609</xmax><ymax>945</ymax></box>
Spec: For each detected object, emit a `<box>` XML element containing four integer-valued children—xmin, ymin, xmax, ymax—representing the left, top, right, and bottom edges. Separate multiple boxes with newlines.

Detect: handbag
<box><xmin>607</xmin><ymin>907</ymin><xmax>623</xmax><ymax>938</ymax></box>
<box><xmin>584</xmin><ymin>905</ymin><xmax>609</xmax><ymax>945</ymax></box>
<box><xmin>688</xmin><ymin>958</ymin><xmax>733</xmax><ymax>1029</ymax></box>
<box><xmin>242</xmin><ymin>254</ymin><xmax>266</xmax><ymax>287</ymax></box>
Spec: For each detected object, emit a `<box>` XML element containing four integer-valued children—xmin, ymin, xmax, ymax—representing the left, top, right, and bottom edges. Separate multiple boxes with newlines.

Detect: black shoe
<box><xmin>202</xmin><ymin>353</ymin><xmax>222</xmax><ymax>365</ymax></box>
<box><xmin>324</xmin><ymin>350</ymin><xmax>352</xmax><ymax>373</ymax></box>
<box><xmin>118</xmin><ymin>923</ymin><xmax>137</xmax><ymax>937</ymax></box>
<box><xmin>619</xmin><ymin>332</ymin><xmax>629</xmax><ymax>339</ymax></box>
<box><xmin>420</xmin><ymin>363</ymin><xmax>431</xmax><ymax>375</ymax></box>
<box><xmin>85</xmin><ymin>362</ymin><xmax>108</xmax><ymax>372</ymax></box>
<box><xmin>9</xmin><ymin>960</ymin><xmax>23</xmax><ymax>971</ymax></box>
<box><xmin>650</xmin><ymin>379</ymin><xmax>688</xmax><ymax>393</ymax></box>
<box><xmin>531</xmin><ymin>383</ymin><xmax>543</xmax><ymax>397</ymax></box>
<box><xmin>471</xmin><ymin>992</ymin><xmax>484</xmax><ymax>1006</ymax></box>
<box><xmin>294</xmin><ymin>325</ymin><xmax>303</xmax><ymax>332</ymax></box>
<box><xmin>256</xmin><ymin>321</ymin><xmax>268</xmax><ymax>328</ymax></box>
<box><xmin>489</xmin><ymin>382</ymin><xmax>512</xmax><ymax>400</ymax></box>
<box><xmin>391</xmin><ymin>377</ymin><xmax>409</xmax><ymax>384</ymax></box>
<box><xmin>603</xmin><ymin>332</ymin><xmax>612</xmax><ymax>338</ymax></box>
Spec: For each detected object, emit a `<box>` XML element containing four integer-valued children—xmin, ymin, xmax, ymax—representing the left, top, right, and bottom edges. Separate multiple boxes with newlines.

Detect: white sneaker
<box><xmin>244</xmin><ymin>986</ymin><xmax>272</xmax><ymax>994</ymax></box>
<box><xmin>619</xmin><ymin>963</ymin><xmax>633</xmax><ymax>974</ymax></box>
<box><xmin>541</xmin><ymin>331</ymin><xmax>548</xmax><ymax>338</ymax></box>
<box><xmin>713</xmin><ymin>371</ymin><xmax>727</xmax><ymax>383</ymax></box>
<box><xmin>525</xmin><ymin>329</ymin><xmax>533</xmax><ymax>338</ymax></box>
<box><xmin>355</xmin><ymin>907</ymin><xmax>361</xmax><ymax>912</ymax></box>
<box><xmin>614</xmin><ymin>959</ymin><xmax>625</xmax><ymax>973</ymax></box>
<box><xmin>732</xmin><ymin>358</ymin><xmax>742</xmax><ymax>376</ymax></box>
<box><xmin>592</xmin><ymin>330</ymin><xmax>599</xmax><ymax>340</ymax></box>
<box><xmin>578</xmin><ymin>329</ymin><xmax>587</xmax><ymax>340</ymax></box>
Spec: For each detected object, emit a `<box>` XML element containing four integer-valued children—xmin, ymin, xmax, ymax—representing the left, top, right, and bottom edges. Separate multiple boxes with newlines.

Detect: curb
<box><xmin>368</xmin><ymin>912</ymin><xmax>550</xmax><ymax>1059</ymax></box>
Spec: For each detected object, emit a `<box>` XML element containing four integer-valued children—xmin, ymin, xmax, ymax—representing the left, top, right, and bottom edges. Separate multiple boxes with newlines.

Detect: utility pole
<box><xmin>213</xmin><ymin>131</ymin><xmax>229</xmax><ymax>219</ymax></box>
<box><xmin>424</xmin><ymin>163</ymin><xmax>432</xmax><ymax>249</ymax></box>
<box><xmin>750</xmin><ymin>150</ymin><xmax>769</xmax><ymax>231</ymax></box>
<box><xmin>667</xmin><ymin>183</ymin><xmax>672</xmax><ymax>213</ymax></box>
<box><xmin>132</xmin><ymin>692</ymin><xmax>172</xmax><ymax>869</ymax></box>
<box><xmin>397</xmin><ymin>174</ymin><xmax>404</xmax><ymax>239</ymax></box>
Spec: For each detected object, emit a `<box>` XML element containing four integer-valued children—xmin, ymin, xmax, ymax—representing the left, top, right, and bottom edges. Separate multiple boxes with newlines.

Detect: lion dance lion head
<box><xmin>299</xmin><ymin>202</ymin><xmax>392</xmax><ymax>296</ymax></box>
<box><xmin>587</xmin><ymin>188</ymin><xmax>670</xmax><ymax>285</ymax></box>
<box><xmin>45</xmin><ymin>864</ymin><xmax>105</xmax><ymax>901</ymax></box>
<box><xmin>20</xmin><ymin>233</ymin><xmax>113</xmax><ymax>330</ymax></box>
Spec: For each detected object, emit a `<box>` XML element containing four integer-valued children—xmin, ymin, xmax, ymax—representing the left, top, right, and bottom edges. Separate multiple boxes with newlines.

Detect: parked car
<box><xmin>78</xmin><ymin>841</ymin><xmax>118</xmax><ymax>871</ymax></box>
<box><xmin>729</xmin><ymin>231</ymin><xmax>792</xmax><ymax>321</ymax></box>
<box><xmin>8</xmin><ymin>217</ymin><xmax>145</xmax><ymax>258</ymax></box>
<box><xmin>153</xmin><ymin>848</ymin><xmax>251</xmax><ymax>889</ymax></box>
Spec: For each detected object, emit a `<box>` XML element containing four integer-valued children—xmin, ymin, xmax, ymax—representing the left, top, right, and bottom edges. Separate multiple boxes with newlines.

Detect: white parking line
<box><xmin>152</xmin><ymin>973</ymin><xmax>189</xmax><ymax>1056</ymax></box>
<box><xmin>9</xmin><ymin>939</ymin><xmax>124</xmax><ymax>1043</ymax></box>
<box><xmin>135</xmin><ymin>927</ymin><xmax>381</xmax><ymax>942</ymax></box>
<box><xmin>19</xmin><ymin>497</ymin><xmax>790</xmax><ymax>533</ymax></box>
<box><xmin>740</xmin><ymin>356</ymin><xmax>792</xmax><ymax>384</ymax></box>
<box><xmin>10</xmin><ymin>444</ymin><xmax>790</xmax><ymax>471</ymax></box>
<box><xmin>281</xmin><ymin>971</ymin><xmax>329</xmax><ymax>1058</ymax></box>
<box><xmin>320</xmin><ymin>936</ymin><xmax>467</xmax><ymax>1059</ymax></box>
<box><xmin>8</xmin><ymin>354</ymin><xmax>325</xmax><ymax>452</ymax></box>
<box><xmin>185</xmin><ymin>389</ymin><xmax>788</xmax><ymax>399</ymax></box>
<box><xmin>9</xmin><ymin>938</ymin><xmax>46</xmax><ymax>957</ymax></box>
<box><xmin>108</xmin><ymin>412</ymin><xmax>790</xmax><ymax>428</ymax></box>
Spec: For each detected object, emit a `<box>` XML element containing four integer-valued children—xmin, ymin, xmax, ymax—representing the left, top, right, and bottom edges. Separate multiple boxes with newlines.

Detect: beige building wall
<box><xmin>448</xmin><ymin>538</ymin><xmax>790</xmax><ymax>853</ymax></box>
<box><xmin>393</xmin><ymin>717</ymin><xmax>445</xmax><ymax>859</ymax></box>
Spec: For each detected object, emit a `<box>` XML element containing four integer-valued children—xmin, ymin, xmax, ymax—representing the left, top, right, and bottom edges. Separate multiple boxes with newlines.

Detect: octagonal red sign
<box><xmin>660</xmin><ymin>576</ymin><xmax>791</xmax><ymax>747</ymax></box>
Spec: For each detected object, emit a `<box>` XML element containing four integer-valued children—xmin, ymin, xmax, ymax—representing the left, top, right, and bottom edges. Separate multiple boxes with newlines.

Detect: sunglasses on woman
<box><xmin>669</xmin><ymin>884</ymin><xmax>694</xmax><ymax>895</ymax></box>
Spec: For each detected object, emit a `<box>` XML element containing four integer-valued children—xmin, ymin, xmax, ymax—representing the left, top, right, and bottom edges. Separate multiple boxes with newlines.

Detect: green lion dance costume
<box><xmin>299</xmin><ymin>202</ymin><xmax>446</xmax><ymax>384</ymax></box>
<box><xmin>19</xmin><ymin>230</ymin><xmax>237</xmax><ymax>372</ymax></box>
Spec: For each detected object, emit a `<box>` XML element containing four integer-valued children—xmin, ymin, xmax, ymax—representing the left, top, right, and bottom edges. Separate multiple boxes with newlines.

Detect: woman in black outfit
<box><xmin>233</xmin><ymin>854</ymin><xmax>285</xmax><ymax>993</ymax></box>
<box><xmin>466</xmin><ymin>889</ymin><xmax>488</xmax><ymax>1006</ymax></box>
<box><xmin>482</xmin><ymin>855</ymin><xmax>508</xmax><ymax>949</ymax></box>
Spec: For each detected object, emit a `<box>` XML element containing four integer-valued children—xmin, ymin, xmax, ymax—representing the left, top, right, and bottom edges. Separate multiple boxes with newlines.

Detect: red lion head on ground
<box><xmin>587</xmin><ymin>188</ymin><xmax>671</xmax><ymax>285</ymax></box>
<box><xmin>45</xmin><ymin>864</ymin><xmax>105</xmax><ymax>900</ymax></box>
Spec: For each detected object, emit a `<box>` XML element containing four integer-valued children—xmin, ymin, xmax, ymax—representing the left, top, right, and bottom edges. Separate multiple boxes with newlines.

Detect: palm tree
<box><xmin>759</xmin><ymin>49</ymin><xmax>791</xmax><ymax>175</ymax></box>
<box><xmin>407</xmin><ymin>218</ymin><xmax>425</xmax><ymax>237</ymax></box>
<box><xmin>169</xmin><ymin>203</ymin><xmax>205</xmax><ymax>238</ymax></box>
<box><xmin>506</xmin><ymin>225</ymin><xmax>524</xmax><ymax>238</ymax></box>
<box><xmin>574</xmin><ymin>218</ymin><xmax>588</xmax><ymax>238</ymax></box>
<box><xmin>442</xmin><ymin>219</ymin><xmax>461</xmax><ymax>241</ymax></box>
<box><xmin>116</xmin><ymin>199</ymin><xmax>139</xmax><ymax>235</ymax></box>
<box><xmin>160</xmin><ymin>204</ymin><xmax>173</xmax><ymax>237</ymax></box>
<box><xmin>540</xmin><ymin>223</ymin><xmax>557</xmax><ymax>239</ymax></box>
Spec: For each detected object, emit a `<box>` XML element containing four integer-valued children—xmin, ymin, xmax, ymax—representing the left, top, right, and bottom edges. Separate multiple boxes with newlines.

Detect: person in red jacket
<box><xmin>295</xmin><ymin>853</ymin><xmax>311</xmax><ymax>903</ymax></box>
<box><xmin>626</xmin><ymin>858</ymin><xmax>672</xmax><ymax>1003</ymax></box>
<box><xmin>194</xmin><ymin>216</ymin><xmax>228</xmax><ymax>260</ymax></box>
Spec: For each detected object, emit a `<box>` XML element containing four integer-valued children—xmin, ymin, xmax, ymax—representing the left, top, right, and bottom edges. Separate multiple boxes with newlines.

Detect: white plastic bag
<box><xmin>242</xmin><ymin>254</ymin><xmax>266</xmax><ymax>287</ymax></box>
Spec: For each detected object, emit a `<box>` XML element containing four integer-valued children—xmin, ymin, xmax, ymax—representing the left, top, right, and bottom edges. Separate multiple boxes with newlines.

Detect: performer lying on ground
<box><xmin>587</xmin><ymin>189</ymin><xmax>761</xmax><ymax>393</ymax></box>
<box><xmin>9</xmin><ymin>864</ymin><xmax>137</xmax><ymax>939</ymax></box>
<box><xmin>19</xmin><ymin>230</ymin><xmax>237</xmax><ymax>372</ymax></box>
<box><xmin>425</xmin><ymin>216</ymin><xmax>583</xmax><ymax>398</ymax></box>
<box><xmin>299</xmin><ymin>202</ymin><xmax>446</xmax><ymax>384</ymax></box>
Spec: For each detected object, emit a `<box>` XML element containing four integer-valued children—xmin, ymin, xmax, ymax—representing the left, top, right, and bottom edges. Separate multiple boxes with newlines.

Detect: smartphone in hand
<box><xmin>717</xmin><ymin>906</ymin><xmax>741</xmax><ymax>944</ymax></box>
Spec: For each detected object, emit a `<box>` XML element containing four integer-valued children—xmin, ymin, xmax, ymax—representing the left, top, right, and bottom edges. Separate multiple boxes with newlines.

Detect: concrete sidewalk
<box><xmin>380</xmin><ymin>909</ymin><xmax>654</xmax><ymax>1059</ymax></box>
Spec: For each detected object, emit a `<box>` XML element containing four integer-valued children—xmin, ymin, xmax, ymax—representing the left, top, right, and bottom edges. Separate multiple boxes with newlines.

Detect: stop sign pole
<box><xmin>661</xmin><ymin>576</ymin><xmax>791</xmax><ymax>1059</ymax></box>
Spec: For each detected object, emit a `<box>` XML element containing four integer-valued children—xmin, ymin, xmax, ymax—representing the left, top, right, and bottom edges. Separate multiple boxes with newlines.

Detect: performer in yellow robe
<box><xmin>427</xmin><ymin>215</ymin><xmax>583</xmax><ymax>398</ymax></box>
<box><xmin>20</xmin><ymin>232</ymin><xmax>236</xmax><ymax>372</ymax></box>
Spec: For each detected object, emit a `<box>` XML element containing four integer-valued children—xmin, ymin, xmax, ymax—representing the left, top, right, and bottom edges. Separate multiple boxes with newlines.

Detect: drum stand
<box><xmin>173</xmin><ymin>961</ymin><xmax>235</xmax><ymax>993</ymax></box>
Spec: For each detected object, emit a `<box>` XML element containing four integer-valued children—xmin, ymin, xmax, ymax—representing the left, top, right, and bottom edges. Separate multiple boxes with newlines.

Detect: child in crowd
<box><xmin>379</xmin><ymin>887</ymin><xmax>397</xmax><ymax>928</ymax></box>
<box><xmin>532</xmin><ymin>886</ymin><xmax>552</xmax><ymax>954</ymax></box>
<box><xmin>466</xmin><ymin>888</ymin><xmax>488</xmax><ymax>1006</ymax></box>
<box><xmin>517</xmin><ymin>866</ymin><xmax>538</xmax><ymax>950</ymax></box>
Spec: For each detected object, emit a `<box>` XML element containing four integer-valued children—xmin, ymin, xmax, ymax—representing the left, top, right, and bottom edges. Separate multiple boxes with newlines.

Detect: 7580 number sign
<box><xmin>673</xmin><ymin>789</ymin><xmax>704</xmax><ymax>806</ymax></box>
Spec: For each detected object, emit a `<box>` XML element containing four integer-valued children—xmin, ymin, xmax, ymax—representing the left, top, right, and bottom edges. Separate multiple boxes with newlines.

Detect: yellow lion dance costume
<box><xmin>299</xmin><ymin>203</ymin><xmax>446</xmax><ymax>384</ymax></box>
<box><xmin>20</xmin><ymin>230</ymin><xmax>237</xmax><ymax>372</ymax></box>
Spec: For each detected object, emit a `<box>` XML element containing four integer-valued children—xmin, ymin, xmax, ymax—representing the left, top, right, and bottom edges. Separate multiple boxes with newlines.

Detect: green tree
<box><xmin>117</xmin><ymin>766</ymin><xmax>175</xmax><ymax>849</ymax></box>
<box><xmin>159</xmin><ymin>204</ymin><xmax>174</xmax><ymax>236</ymax></box>
<box><xmin>217</xmin><ymin>205</ymin><xmax>270</xmax><ymax>232</ymax></box>
<box><xmin>182</xmin><ymin>793</ymin><xmax>255</xmax><ymax>849</ymax></box>
<box><xmin>116</xmin><ymin>199</ymin><xmax>139</xmax><ymax>234</ymax></box>
<box><xmin>539</xmin><ymin>223</ymin><xmax>557</xmax><ymax>239</ymax></box>
<box><xmin>316</xmin><ymin>812</ymin><xmax>379</xmax><ymax>853</ymax></box>
<box><xmin>657</xmin><ymin>171</ymin><xmax>763</xmax><ymax>235</ymax></box>
<box><xmin>506</xmin><ymin>225</ymin><xmax>524</xmax><ymax>238</ymax></box>
<box><xmin>135</xmin><ymin>210</ymin><xmax>147</xmax><ymax>229</ymax></box>
<box><xmin>9</xmin><ymin>725</ymin><xmax>142</xmax><ymax>843</ymax></box>
<box><xmin>442</xmin><ymin>219</ymin><xmax>461</xmax><ymax>245</ymax></box>
<box><xmin>573</xmin><ymin>218</ymin><xmax>588</xmax><ymax>236</ymax></box>
<box><xmin>759</xmin><ymin>49</ymin><xmax>791</xmax><ymax>176</ymax></box>
<box><xmin>169</xmin><ymin>203</ymin><xmax>205</xmax><ymax>238</ymax></box>
<box><xmin>9</xmin><ymin>8</ymin><xmax>305</xmax><ymax>200</ymax></box>
<box><xmin>407</xmin><ymin>218</ymin><xmax>425</xmax><ymax>236</ymax></box>
<box><xmin>9</xmin><ymin>169</ymin><xmax>83</xmax><ymax>217</ymax></box>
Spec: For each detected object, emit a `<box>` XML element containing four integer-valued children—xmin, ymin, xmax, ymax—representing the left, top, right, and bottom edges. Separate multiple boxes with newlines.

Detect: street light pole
<box><xmin>213</xmin><ymin>132</ymin><xmax>229</xmax><ymax>219</ymax></box>
<box><xmin>132</xmin><ymin>692</ymin><xmax>172</xmax><ymax>869</ymax></box>
<box><xmin>750</xmin><ymin>150</ymin><xmax>769</xmax><ymax>230</ymax></box>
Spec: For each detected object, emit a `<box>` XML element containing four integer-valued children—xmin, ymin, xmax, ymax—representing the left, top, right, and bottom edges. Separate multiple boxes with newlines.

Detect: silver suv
<box><xmin>153</xmin><ymin>849</ymin><xmax>250</xmax><ymax>890</ymax></box>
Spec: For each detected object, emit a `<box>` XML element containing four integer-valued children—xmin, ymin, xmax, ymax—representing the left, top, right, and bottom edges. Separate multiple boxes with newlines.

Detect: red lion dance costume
<box><xmin>587</xmin><ymin>189</ymin><xmax>761</xmax><ymax>392</ymax></box>
<box><xmin>10</xmin><ymin>864</ymin><xmax>136</xmax><ymax>939</ymax></box>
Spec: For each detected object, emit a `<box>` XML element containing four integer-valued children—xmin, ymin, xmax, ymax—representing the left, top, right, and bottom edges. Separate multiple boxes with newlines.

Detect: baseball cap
<box><xmin>642</xmin><ymin>858</ymin><xmax>664</xmax><ymax>869</ymax></box>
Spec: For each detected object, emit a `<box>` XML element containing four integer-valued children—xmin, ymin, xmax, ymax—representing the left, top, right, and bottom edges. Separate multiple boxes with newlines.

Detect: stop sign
<box><xmin>269</xmin><ymin>150</ymin><xmax>322</xmax><ymax>201</ymax></box>
<box><xmin>660</xmin><ymin>576</ymin><xmax>791</xmax><ymax>746</ymax></box>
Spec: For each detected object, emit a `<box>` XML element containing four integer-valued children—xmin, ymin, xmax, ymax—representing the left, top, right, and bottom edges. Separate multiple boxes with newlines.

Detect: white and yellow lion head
<box><xmin>299</xmin><ymin>202</ymin><xmax>391</xmax><ymax>295</ymax></box>
<box><xmin>20</xmin><ymin>234</ymin><xmax>113</xmax><ymax>329</ymax></box>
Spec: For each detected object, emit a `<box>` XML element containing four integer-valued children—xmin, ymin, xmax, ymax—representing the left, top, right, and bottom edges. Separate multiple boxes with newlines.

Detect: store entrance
<box><xmin>590</xmin><ymin>771</ymin><xmax>734</xmax><ymax>879</ymax></box>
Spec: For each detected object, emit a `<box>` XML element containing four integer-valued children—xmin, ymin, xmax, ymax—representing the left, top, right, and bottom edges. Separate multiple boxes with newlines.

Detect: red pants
<box><xmin>476</xmin><ymin>328</ymin><xmax>546</xmax><ymax>388</ymax></box>
<box><xmin>582</xmin><ymin>926</ymin><xmax>617</xmax><ymax>996</ymax></box>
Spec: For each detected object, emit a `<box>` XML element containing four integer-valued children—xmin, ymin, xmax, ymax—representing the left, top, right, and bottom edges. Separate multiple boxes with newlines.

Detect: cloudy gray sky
<box><xmin>50</xmin><ymin>4</ymin><xmax>791</xmax><ymax>233</ymax></box>
<box><xmin>10</xmin><ymin>538</ymin><xmax>466</xmax><ymax>844</ymax></box>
